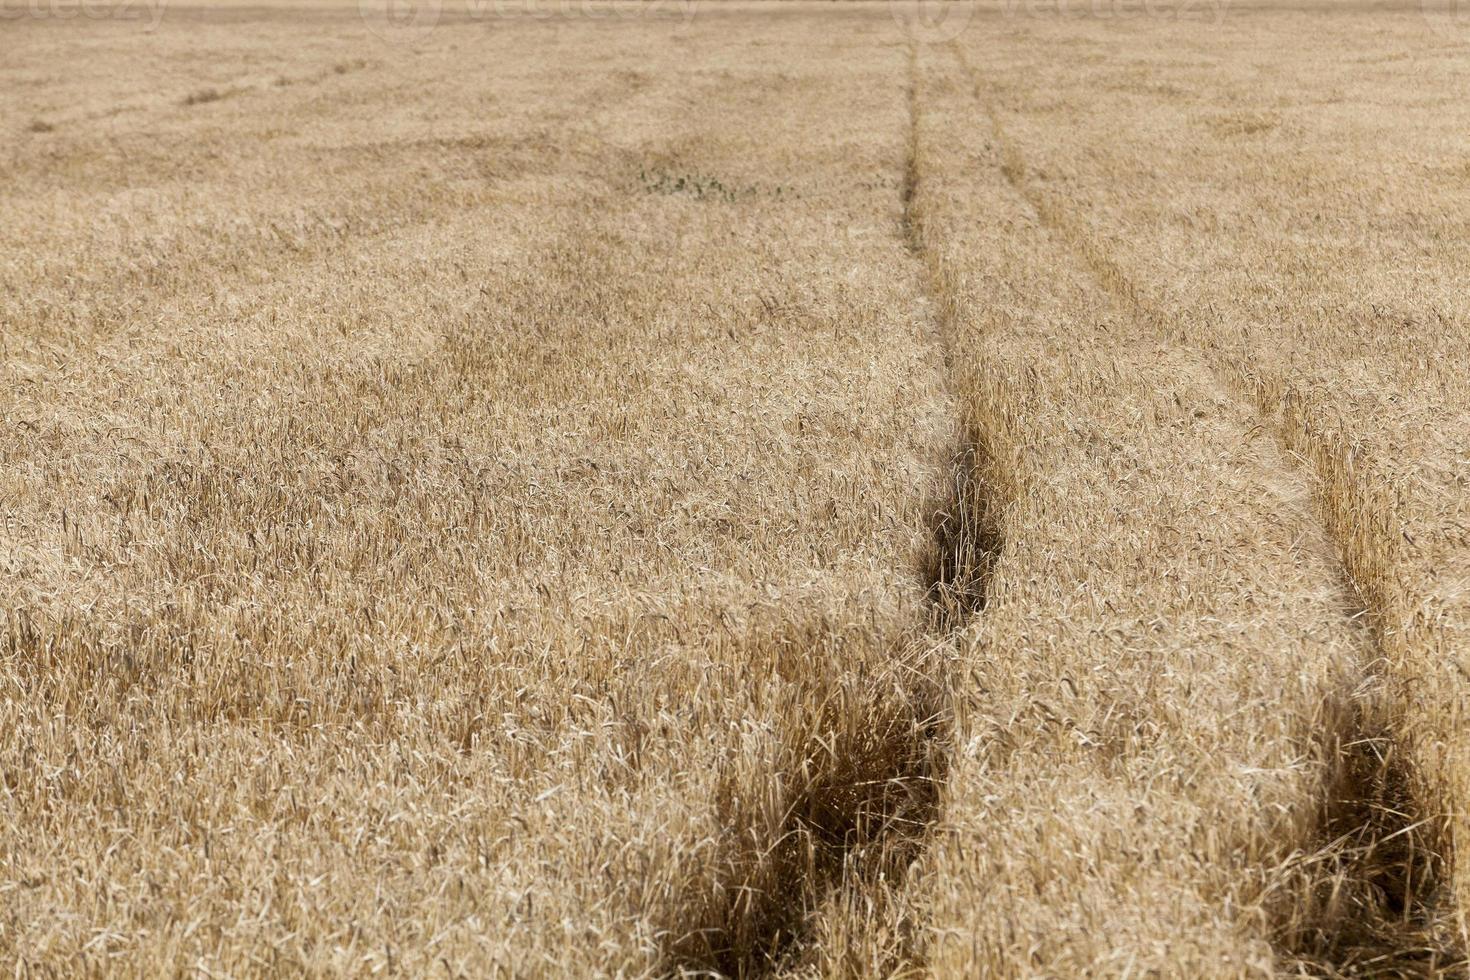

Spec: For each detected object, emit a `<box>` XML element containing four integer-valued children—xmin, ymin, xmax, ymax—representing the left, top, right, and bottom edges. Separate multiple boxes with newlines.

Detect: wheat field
<box><xmin>3</xmin><ymin>0</ymin><xmax>1469</xmax><ymax>975</ymax></box>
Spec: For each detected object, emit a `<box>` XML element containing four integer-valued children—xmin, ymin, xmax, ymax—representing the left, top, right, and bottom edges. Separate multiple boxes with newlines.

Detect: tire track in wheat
<box><xmin>654</xmin><ymin>45</ymin><xmax>994</xmax><ymax>979</ymax></box>
<box><xmin>945</xmin><ymin>39</ymin><xmax>1462</xmax><ymax>974</ymax></box>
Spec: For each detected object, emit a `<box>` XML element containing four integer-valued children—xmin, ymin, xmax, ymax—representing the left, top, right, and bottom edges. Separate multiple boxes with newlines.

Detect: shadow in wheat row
<box><xmin>655</xmin><ymin>423</ymin><xmax>1002</xmax><ymax>976</ymax></box>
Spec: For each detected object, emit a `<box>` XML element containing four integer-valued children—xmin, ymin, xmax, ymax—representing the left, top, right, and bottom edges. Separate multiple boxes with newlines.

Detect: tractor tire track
<box><xmin>945</xmin><ymin>39</ymin><xmax>1463</xmax><ymax>975</ymax></box>
<box><xmin>654</xmin><ymin>45</ymin><xmax>994</xmax><ymax>978</ymax></box>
